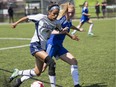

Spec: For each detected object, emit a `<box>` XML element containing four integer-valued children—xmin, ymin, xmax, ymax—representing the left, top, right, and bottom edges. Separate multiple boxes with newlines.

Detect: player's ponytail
<box><xmin>57</xmin><ymin>2</ymin><xmax>75</xmax><ymax>19</ymax></box>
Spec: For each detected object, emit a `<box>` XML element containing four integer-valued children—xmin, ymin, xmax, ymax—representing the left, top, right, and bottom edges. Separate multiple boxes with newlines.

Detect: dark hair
<box><xmin>48</xmin><ymin>4</ymin><xmax>60</xmax><ymax>11</ymax></box>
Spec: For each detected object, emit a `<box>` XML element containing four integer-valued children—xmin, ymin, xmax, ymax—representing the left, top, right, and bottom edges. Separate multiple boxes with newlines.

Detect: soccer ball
<box><xmin>31</xmin><ymin>81</ymin><xmax>44</xmax><ymax>87</ymax></box>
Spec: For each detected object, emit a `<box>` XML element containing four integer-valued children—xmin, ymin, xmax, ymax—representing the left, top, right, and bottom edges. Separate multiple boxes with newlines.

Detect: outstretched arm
<box><xmin>52</xmin><ymin>27</ymin><xmax>79</xmax><ymax>41</ymax></box>
<box><xmin>11</xmin><ymin>16</ymin><xmax>28</xmax><ymax>28</ymax></box>
<box><xmin>65</xmin><ymin>31</ymin><xmax>79</xmax><ymax>41</ymax></box>
<box><xmin>71</xmin><ymin>25</ymin><xmax>84</xmax><ymax>32</ymax></box>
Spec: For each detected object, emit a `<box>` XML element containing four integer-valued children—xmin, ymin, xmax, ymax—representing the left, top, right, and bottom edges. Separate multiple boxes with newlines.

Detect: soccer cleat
<box><xmin>74</xmin><ymin>84</ymin><xmax>82</xmax><ymax>87</ymax></box>
<box><xmin>9</xmin><ymin>69</ymin><xmax>19</xmax><ymax>82</ymax></box>
<box><xmin>14</xmin><ymin>78</ymin><xmax>22</xmax><ymax>87</ymax></box>
<box><xmin>88</xmin><ymin>32</ymin><xmax>94</xmax><ymax>36</ymax></box>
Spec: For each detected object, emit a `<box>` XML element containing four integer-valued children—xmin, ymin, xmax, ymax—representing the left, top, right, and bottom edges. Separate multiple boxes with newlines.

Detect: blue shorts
<box><xmin>46</xmin><ymin>44</ymin><xmax>68</xmax><ymax>59</ymax></box>
<box><xmin>30</xmin><ymin>42</ymin><xmax>43</xmax><ymax>56</ymax></box>
<box><xmin>80</xmin><ymin>17</ymin><xmax>89</xmax><ymax>24</ymax></box>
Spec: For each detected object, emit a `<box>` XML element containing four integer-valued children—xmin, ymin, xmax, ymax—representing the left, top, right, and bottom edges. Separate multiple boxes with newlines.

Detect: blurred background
<box><xmin>0</xmin><ymin>0</ymin><xmax>116</xmax><ymax>23</ymax></box>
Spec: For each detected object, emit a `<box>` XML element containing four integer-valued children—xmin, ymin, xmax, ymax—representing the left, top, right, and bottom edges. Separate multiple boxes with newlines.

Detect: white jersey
<box><xmin>27</xmin><ymin>14</ymin><xmax>61</xmax><ymax>50</ymax></box>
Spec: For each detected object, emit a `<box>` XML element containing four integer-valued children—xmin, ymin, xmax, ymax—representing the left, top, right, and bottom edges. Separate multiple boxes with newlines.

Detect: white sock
<box><xmin>49</xmin><ymin>75</ymin><xmax>56</xmax><ymax>87</ymax></box>
<box><xmin>88</xmin><ymin>24</ymin><xmax>93</xmax><ymax>34</ymax></box>
<box><xmin>18</xmin><ymin>69</ymin><xmax>36</xmax><ymax>77</ymax></box>
<box><xmin>21</xmin><ymin>76</ymin><xmax>31</xmax><ymax>82</ymax></box>
<box><xmin>71</xmin><ymin>65</ymin><xmax>79</xmax><ymax>85</ymax></box>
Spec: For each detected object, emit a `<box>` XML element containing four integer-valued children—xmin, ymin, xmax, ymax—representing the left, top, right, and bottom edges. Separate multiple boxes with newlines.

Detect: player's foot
<box><xmin>14</xmin><ymin>78</ymin><xmax>22</xmax><ymax>87</ymax></box>
<box><xmin>9</xmin><ymin>69</ymin><xmax>19</xmax><ymax>82</ymax></box>
<box><xmin>74</xmin><ymin>84</ymin><xmax>82</xmax><ymax>87</ymax></box>
<box><xmin>88</xmin><ymin>32</ymin><xmax>94</xmax><ymax>36</ymax></box>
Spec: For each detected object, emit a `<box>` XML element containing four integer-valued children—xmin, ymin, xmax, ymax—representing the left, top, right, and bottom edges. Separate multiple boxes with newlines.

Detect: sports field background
<box><xmin>0</xmin><ymin>18</ymin><xmax>115</xmax><ymax>87</ymax></box>
<box><xmin>74</xmin><ymin>0</ymin><xmax>116</xmax><ymax>18</ymax></box>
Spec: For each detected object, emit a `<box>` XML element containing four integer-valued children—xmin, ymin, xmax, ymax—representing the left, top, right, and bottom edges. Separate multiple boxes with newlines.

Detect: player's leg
<box><xmin>9</xmin><ymin>42</ymin><xmax>45</xmax><ymax>82</ymax></box>
<box><xmin>10</xmin><ymin>41</ymin><xmax>56</xmax><ymax>86</ymax></box>
<box><xmin>9</xmin><ymin>16</ymin><xmax>11</xmax><ymax>23</ymax></box>
<box><xmin>12</xmin><ymin>50</ymin><xmax>44</xmax><ymax>87</ymax></box>
<box><xmin>59</xmin><ymin>52</ymin><xmax>81</xmax><ymax>87</ymax></box>
<box><xmin>11</xmin><ymin>15</ymin><xmax>14</xmax><ymax>23</ymax></box>
<box><xmin>46</xmin><ymin>44</ymin><xmax>58</xmax><ymax>87</ymax></box>
<box><xmin>87</xmin><ymin>19</ymin><xmax>94</xmax><ymax>35</ymax></box>
<box><xmin>35</xmin><ymin>50</ymin><xmax>56</xmax><ymax>87</ymax></box>
<box><xmin>10</xmin><ymin>55</ymin><xmax>44</xmax><ymax>87</ymax></box>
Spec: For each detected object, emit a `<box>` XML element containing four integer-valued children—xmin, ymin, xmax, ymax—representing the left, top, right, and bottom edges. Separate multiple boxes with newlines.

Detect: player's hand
<box><xmin>61</xmin><ymin>27</ymin><xmax>68</xmax><ymax>34</ymax></box>
<box><xmin>88</xmin><ymin>14</ymin><xmax>91</xmax><ymax>17</ymax></box>
<box><xmin>71</xmin><ymin>35</ymin><xmax>79</xmax><ymax>41</ymax></box>
<box><xmin>11</xmin><ymin>22</ymin><xmax>17</xmax><ymax>28</ymax></box>
<box><xmin>79</xmin><ymin>28</ymin><xmax>84</xmax><ymax>32</ymax></box>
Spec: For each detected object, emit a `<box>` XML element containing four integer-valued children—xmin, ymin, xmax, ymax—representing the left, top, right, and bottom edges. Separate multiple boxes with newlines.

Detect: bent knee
<box><xmin>35</xmin><ymin>71</ymin><xmax>41</xmax><ymax>76</ymax></box>
<box><xmin>34</xmin><ymin>69</ymin><xmax>42</xmax><ymax>76</ymax></box>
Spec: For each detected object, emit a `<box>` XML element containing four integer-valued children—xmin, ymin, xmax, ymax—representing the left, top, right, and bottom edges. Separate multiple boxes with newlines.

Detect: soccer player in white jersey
<box><xmin>71</xmin><ymin>1</ymin><xmax>94</xmax><ymax>36</ymax></box>
<box><xmin>9</xmin><ymin>4</ymin><xmax>65</xmax><ymax>87</ymax></box>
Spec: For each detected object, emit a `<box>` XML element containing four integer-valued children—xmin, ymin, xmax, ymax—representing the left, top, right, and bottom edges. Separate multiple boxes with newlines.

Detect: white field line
<box><xmin>0</xmin><ymin>37</ymin><xmax>30</xmax><ymax>51</ymax></box>
<box><xmin>0</xmin><ymin>38</ymin><xmax>31</xmax><ymax>40</ymax></box>
<box><xmin>0</xmin><ymin>44</ymin><xmax>29</xmax><ymax>51</ymax></box>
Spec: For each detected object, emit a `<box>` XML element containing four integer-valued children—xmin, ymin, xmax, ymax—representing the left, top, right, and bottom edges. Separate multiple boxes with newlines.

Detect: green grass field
<box><xmin>0</xmin><ymin>18</ymin><xmax>115</xmax><ymax>87</ymax></box>
<box><xmin>74</xmin><ymin>0</ymin><xmax>116</xmax><ymax>18</ymax></box>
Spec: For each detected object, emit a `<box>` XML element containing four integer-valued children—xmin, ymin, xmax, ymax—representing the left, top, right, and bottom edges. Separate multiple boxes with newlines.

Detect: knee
<box><xmin>72</xmin><ymin>58</ymin><xmax>78</xmax><ymax>65</ymax></box>
<box><xmin>48</xmin><ymin>61</ymin><xmax>56</xmax><ymax>76</ymax></box>
<box><xmin>36</xmin><ymin>73</ymin><xmax>41</xmax><ymax>76</ymax></box>
<box><xmin>34</xmin><ymin>69</ymin><xmax>42</xmax><ymax>76</ymax></box>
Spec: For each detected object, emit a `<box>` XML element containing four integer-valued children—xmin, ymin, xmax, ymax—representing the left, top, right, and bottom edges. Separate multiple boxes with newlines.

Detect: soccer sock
<box><xmin>71</xmin><ymin>65</ymin><xmax>79</xmax><ymax>85</ymax></box>
<box><xmin>49</xmin><ymin>75</ymin><xmax>56</xmax><ymax>87</ymax></box>
<box><xmin>18</xmin><ymin>69</ymin><xmax>36</xmax><ymax>77</ymax></box>
<box><xmin>21</xmin><ymin>76</ymin><xmax>31</xmax><ymax>82</ymax></box>
<box><xmin>88</xmin><ymin>23</ymin><xmax>93</xmax><ymax>34</ymax></box>
<box><xmin>17</xmin><ymin>69</ymin><xmax>36</xmax><ymax>82</ymax></box>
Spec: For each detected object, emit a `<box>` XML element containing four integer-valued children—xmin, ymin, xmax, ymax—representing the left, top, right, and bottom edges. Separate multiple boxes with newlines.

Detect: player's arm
<box><xmin>11</xmin><ymin>16</ymin><xmax>28</xmax><ymax>28</ymax></box>
<box><xmin>52</xmin><ymin>27</ymin><xmax>79</xmax><ymax>41</ymax></box>
<box><xmin>83</xmin><ymin>12</ymin><xmax>91</xmax><ymax>16</ymax></box>
<box><xmin>52</xmin><ymin>27</ymin><xmax>68</xmax><ymax>34</ymax></box>
<box><xmin>65</xmin><ymin>31</ymin><xmax>79</xmax><ymax>41</ymax></box>
<box><xmin>71</xmin><ymin>25</ymin><xmax>84</xmax><ymax>32</ymax></box>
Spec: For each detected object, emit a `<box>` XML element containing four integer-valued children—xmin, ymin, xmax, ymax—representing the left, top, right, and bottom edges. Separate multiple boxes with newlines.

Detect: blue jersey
<box><xmin>81</xmin><ymin>7</ymin><xmax>89</xmax><ymax>23</ymax></box>
<box><xmin>47</xmin><ymin>15</ymin><xmax>72</xmax><ymax>46</ymax></box>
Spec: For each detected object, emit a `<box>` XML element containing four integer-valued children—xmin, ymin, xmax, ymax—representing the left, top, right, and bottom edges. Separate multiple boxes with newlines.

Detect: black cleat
<box><xmin>14</xmin><ymin>78</ymin><xmax>22</xmax><ymax>87</ymax></box>
<box><xmin>74</xmin><ymin>84</ymin><xmax>82</xmax><ymax>87</ymax></box>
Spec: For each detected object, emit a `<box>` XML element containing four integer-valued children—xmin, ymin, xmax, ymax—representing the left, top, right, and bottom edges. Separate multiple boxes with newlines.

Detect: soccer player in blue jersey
<box><xmin>71</xmin><ymin>1</ymin><xmax>94</xmax><ymax>36</ymax></box>
<box><xmin>9</xmin><ymin>4</ymin><xmax>68</xmax><ymax>87</ymax></box>
<box><xmin>42</xmin><ymin>2</ymin><xmax>82</xmax><ymax>87</ymax></box>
